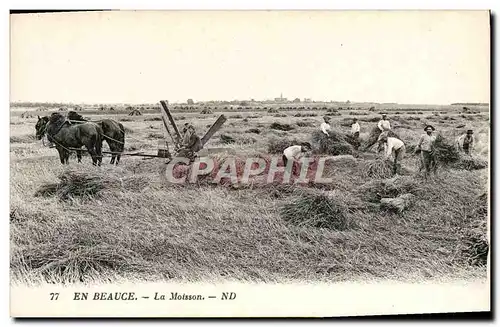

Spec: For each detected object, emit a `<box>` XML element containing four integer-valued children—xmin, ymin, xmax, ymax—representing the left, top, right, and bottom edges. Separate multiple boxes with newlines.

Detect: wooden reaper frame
<box><xmin>158</xmin><ymin>100</ymin><xmax>227</xmax><ymax>159</ymax></box>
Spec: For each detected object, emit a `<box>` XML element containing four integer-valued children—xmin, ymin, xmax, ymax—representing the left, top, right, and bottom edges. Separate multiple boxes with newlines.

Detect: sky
<box><xmin>10</xmin><ymin>10</ymin><xmax>490</xmax><ymax>105</ymax></box>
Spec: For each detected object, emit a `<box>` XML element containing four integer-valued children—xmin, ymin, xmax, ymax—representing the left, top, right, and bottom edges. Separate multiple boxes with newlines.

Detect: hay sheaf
<box><xmin>357</xmin><ymin>175</ymin><xmax>421</xmax><ymax>203</ymax></box>
<box><xmin>311</xmin><ymin>131</ymin><xmax>353</xmax><ymax>156</ymax></box>
<box><xmin>270</xmin><ymin>122</ymin><xmax>294</xmax><ymax>131</ymax></box>
<box><xmin>280</xmin><ymin>192</ymin><xmax>355</xmax><ymax>230</ymax></box>
<box><xmin>361</xmin><ymin>158</ymin><xmax>394</xmax><ymax>179</ymax></box>
<box><xmin>452</xmin><ymin>154</ymin><xmax>488</xmax><ymax>171</ymax></box>
<box><xmin>34</xmin><ymin>169</ymin><xmax>151</xmax><ymax>201</ymax></box>
<box><xmin>380</xmin><ymin>193</ymin><xmax>416</xmax><ymax>213</ymax></box>
<box><xmin>433</xmin><ymin>134</ymin><xmax>460</xmax><ymax>165</ymax></box>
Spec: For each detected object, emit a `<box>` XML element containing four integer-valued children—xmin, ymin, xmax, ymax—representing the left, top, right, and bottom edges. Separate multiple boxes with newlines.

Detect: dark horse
<box><xmin>67</xmin><ymin>111</ymin><xmax>125</xmax><ymax>165</ymax></box>
<box><xmin>42</xmin><ymin>113</ymin><xmax>103</xmax><ymax>165</ymax></box>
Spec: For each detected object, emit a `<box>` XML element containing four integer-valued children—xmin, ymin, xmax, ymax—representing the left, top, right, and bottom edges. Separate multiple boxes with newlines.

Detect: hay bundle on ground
<box><xmin>200</xmin><ymin>108</ymin><xmax>213</xmax><ymax>114</ymax></box>
<box><xmin>451</xmin><ymin>154</ymin><xmax>488</xmax><ymax>170</ymax></box>
<box><xmin>220</xmin><ymin>134</ymin><xmax>236</xmax><ymax>144</ymax></box>
<box><xmin>270</xmin><ymin>122</ymin><xmax>294</xmax><ymax>131</ymax></box>
<box><xmin>280</xmin><ymin>192</ymin><xmax>354</xmax><ymax>230</ymax></box>
<box><xmin>296</xmin><ymin>121</ymin><xmax>315</xmax><ymax>127</ymax></box>
<box><xmin>361</xmin><ymin>158</ymin><xmax>394</xmax><ymax>179</ymax></box>
<box><xmin>34</xmin><ymin>170</ymin><xmax>150</xmax><ymax>200</ymax></box>
<box><xmin>357</xmin><ymin>175</ymin><xmax>421</xmax><ymax>203</ymax></box>
<box><xmin>311</xmin><ymin>131</ymin><xmax>353</xmax><ymax>155</ymax></box>
<box><xmin>128</xmin><ymin>109</ymin><xmax>142</xmax><ymax>116</ymax></box>
<box><xmin>380</xmin><ymin>193</ymin><xmax>416</xmax><ymax>213</ymax></box>
<box><xmin>246</xmin><ymin>128</ymin><xmax>261</xmax><ymax>134</ymax></box>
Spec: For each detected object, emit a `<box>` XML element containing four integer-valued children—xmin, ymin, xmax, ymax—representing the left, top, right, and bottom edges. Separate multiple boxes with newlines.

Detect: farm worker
<box><xmin>459</xmin><ymin>130</ymin><xmax>475</xmax><ymax>155</ymax></box>
<box><xmin>351</xmin><ymin>118</ymin><xmax>361</xmax><ymax>149</ymax></box>
<box><xmin>320</xmin><ymin>116</ymin><xmax>332</xmax><ymax>136</ymax></box>
<box><xmin>378</xmin><ymin>114</ymin><xmax>391</xmax><ymax>131</ymax></box>
<box><xmin>282</xmin><ymin>142</ymin><xmax>312</xmax><ymax>167</ymax></box>
<box><xmin>178</xmin><ymin>124</ymin><xmax>203</xmax><ymax>161</ymax></box>
<box><xmin>416</xmin><ymin>125</ymin><xmax>437</xmax><ymax>178</ymax></box>
<box><xmin>377</xmin><ymin>131</ymin><xmax>406</xmax><ymax>175</ymax></box>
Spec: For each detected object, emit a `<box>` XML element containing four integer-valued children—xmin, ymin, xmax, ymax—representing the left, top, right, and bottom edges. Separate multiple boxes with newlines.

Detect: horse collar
<box><xmin>47</xmin><ymin>117</ymin><xmax>68</xmax><ymax>137</ymax></box>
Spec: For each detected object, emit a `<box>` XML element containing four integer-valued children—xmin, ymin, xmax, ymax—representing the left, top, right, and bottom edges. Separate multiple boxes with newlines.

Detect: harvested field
<box><xmin>10</xmin><ymin>103</ymin><xmax>490</xmax><ymax>286</ymax></box>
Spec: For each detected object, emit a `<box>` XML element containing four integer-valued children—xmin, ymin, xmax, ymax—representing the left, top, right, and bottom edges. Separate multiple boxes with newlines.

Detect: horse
<box><xmin>43</xmin><ymin>113</ymin><xmax>103</xmax><ymax>166</ymax></box>
<box><xmin>67</xmin><ymin>111</ymin><xmax>125</xmax><ymax>165</ymax></box>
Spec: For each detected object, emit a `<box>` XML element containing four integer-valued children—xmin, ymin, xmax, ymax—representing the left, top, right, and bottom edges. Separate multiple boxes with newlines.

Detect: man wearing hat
<box><xmin>416</xmin><ymin>125</ymin><xmax>437</xmax><ymax>178</ymax></box>
<box><xmin>320</xmin><ymin>116</ymin><xmax>332</xmax><ymax>136</ymax></box>
<box><xmin>462</xmin><ymin>129</ymin><xmax>475</xmax><ymax>155</ymax></box>
<box><xmin>377</xmin><ymin>114</ymin><xmax>391</xmax><ymax>132</ymax></box>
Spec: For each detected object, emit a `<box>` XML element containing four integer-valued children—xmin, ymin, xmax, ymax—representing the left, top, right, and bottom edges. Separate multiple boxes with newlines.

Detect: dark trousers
<box><xmin>282</xmin><ymin>154</ymin><xmax>288</xmax><ymax>167</ymax></box>
<box><xmin>421</xmin><ymin>150</ymin><xmax>437</xmax><ymax>175</ymax></box>
<box><xmin>353</xmin><ymin>132</ymin><xmax>360</xmax><ymax>149</ymax></box>
<box><xmin>463</xmin><ymin>145</ymin><xmax>470</xmax><ymax>155</ymax></box>
<box><xmin>392</xmin><ymin>145</ymin><xmax>406</xmax><ymax>174</ymax></box>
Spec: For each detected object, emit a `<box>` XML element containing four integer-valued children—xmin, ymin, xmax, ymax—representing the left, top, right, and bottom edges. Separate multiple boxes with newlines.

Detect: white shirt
<box><xmin>320</xmin><ymin>122</ymin><xmax>331</xmax><ymax>135</ymax></box>
<box><xmin>283</xmin><ymin>145</ymin><xmax>303</xmax><ymax>160</ymax></box>
<box><xmin>378</xmin><ymin>119</ymin><xmax>391</xmax><ymax>131</ymax></box>
<box><xmin>384</xmin><ymin>137</ymin><xmax>404</xmax><ymax>158</ymax></box>
<box><xmin>351</xmin><ymin>122</ymin><xmax>360</xmax><ymax>134</ymax></box>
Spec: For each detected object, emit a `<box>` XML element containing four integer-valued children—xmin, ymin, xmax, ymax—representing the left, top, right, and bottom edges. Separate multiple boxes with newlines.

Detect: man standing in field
<box><xmin>378</xmin><ymin>114</ymin><xmax>391</xmax><ymax>132</ymax></box>
<box><xmin>416</xmin><ymin>125</ymin><xmax>437</xmax><ymax>179</ymax></box>
<box><xmin>458</xmin><ymin>129</ymin><xmax>475</xmax><ymax>155</ymax></box>
<box><xmin>320</xmin><ymin>116</ymin><xmax>332</xmax><ymax>136</ymax></box>
<box><xmin>351</xmin><ymin>118</ymin><xmax>361</xmax><ymax>149</ymax></box>
<box><xmin>377</xmin><ymin>131</ymin><xmax>406</xmax><ymax>175</ymax></box>
<box><xmin>283</xmin><ymin>142</ymin><xmax>312</xmax><ymax>168</ymax></box>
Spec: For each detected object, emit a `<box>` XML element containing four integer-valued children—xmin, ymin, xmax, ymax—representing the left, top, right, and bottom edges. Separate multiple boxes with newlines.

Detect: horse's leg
<box><xmin>95</xmin><ymin>137</ymin><xmax>103</xmax><ymax>167</ymax></box>
<box><xmin>109</xmin><ymin>142</ymin><xmax>117</xmax><ymax>165</ymax></box>
<box><xmin>57</xmin><ymin>147</ymin><xmax>65</xmax><ymax>165</ymax></box>
<box><xmin>86</xmin><ymin>145</ymin><xmax>97</xmax><ymax>165</ymax></box>
<box><xmin>76</xmin><ymin>149</ymin><xmax>83</xmax><ymax>163</ymax></box>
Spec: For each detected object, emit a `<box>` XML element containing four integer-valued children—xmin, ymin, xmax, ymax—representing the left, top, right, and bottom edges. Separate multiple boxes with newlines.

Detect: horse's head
<box><xmin>35</xmin><ymin>116</ymin><xmax>49</xmax><ymax>140</ymax></box>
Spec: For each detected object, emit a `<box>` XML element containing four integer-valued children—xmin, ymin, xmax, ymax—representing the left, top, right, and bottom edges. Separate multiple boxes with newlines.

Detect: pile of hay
<box><xmin>246</xmin><ymin>128</ymin><xmax>261</xmax><ymax>134</ymax></box>
<box><xmin>361</xmin><ymin>158</ymin><xmax>394</xmax><ymax>179</ymax></box>
<box><xmin>452</xmin><ymin>154</ymin><xmax>488</xmax><ymax>171</ymax></box>
<box><xmin>220</xmin><ymin>134</ymin><xmax>236</xmax><ymax>144</ymax></box>
<box><xmin>433</xmin><ymin>134</ymin><xmax>460</xmax><ymax>166</ymax></box>
<box><xmin>380</xmin><ymin>193</ymin><xmax>416</xmax><ymax>213</ymax></box>
<box><xmin>267</xmin><ymin>137</ymin><xmax>302</xmax><ymax>154</ymax></box>
<box><xmin>200</xmin><ymin>108</ymin><xmax>213</xmax><ymax>114</ymax></box>
<box><xmin>280</xmin><ymin>192</ymin><xmax>354</xmax><ymax>230</ymax></box>
<box><xmin>357</xmin><ymin>175</ymin><xmax>421</xmax><ymax>203</ymax></box>
<box><xmin>270</xmin><ymin>122</ymin><xmax>294</xmax><ymax>131</ymax></box>
<box><xmin>296</xmin><ymin>121</ymin><xmax>315</xmax><ymax>127</ymax></box>
<box><xmin>34</xmin><ymin>169</ymin><xmax>150</xmax><ymax>201</ymax></box>
<box><xmin>128</xmin><ymin>109</ymin><xmax>142</xmax><ymax>116</ymax></box>
<box><xmin>311</xmin><ymin>131</ymin><xmax>353</xmax><ymax>155</ymax></box>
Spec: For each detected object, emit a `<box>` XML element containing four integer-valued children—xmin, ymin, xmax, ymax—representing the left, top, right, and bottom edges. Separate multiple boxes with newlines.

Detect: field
<box><xmin>10</xmin><ymin>103</ymin><xmax>490</xmax><ymax>285</ymax></box>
